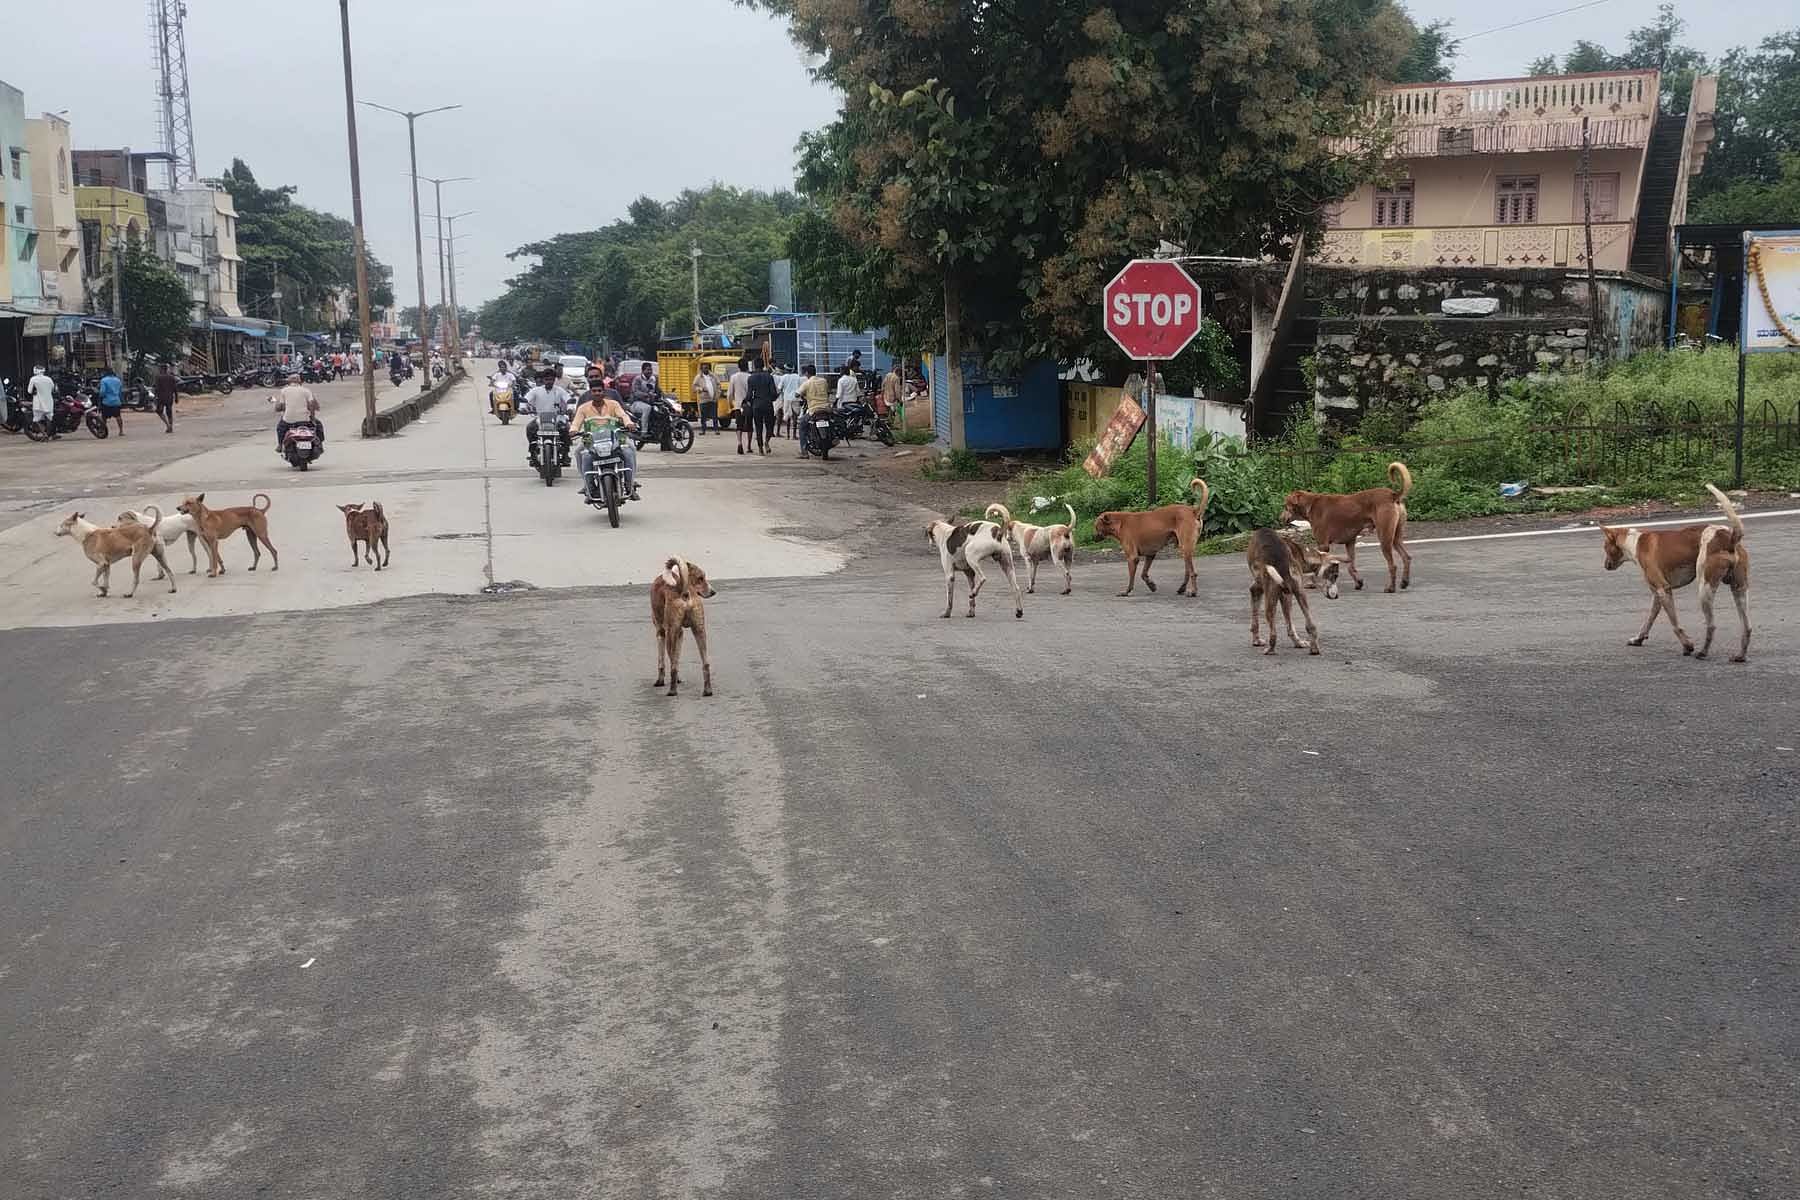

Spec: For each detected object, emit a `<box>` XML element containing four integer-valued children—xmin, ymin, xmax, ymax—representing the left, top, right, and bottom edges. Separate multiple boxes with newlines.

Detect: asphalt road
<box><xmin>0</xmin><ymin>396</ymin><xmax>1794</xmax><ymax>1197</ymax></box>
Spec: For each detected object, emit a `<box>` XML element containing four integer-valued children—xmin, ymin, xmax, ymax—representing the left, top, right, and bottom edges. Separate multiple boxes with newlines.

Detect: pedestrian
<box><xmin>878</xmin><ymin>362</ymin><xmax>902</xmax><ymax>419</ymax></box>
<box><xmin>778</xmin><ymin>362</ymin><xmax>801</xmax><ymax>438</ymax></box>
<box><xmin>834</xmin><ymin>362</ymin><xmax>860</xmax><ymax>408</ymax></box>
<box><xmin>797</xmin><ymin>363</ymin><xmax>830</xmax><ymax>457</ymax></box>
<box><xmin>692</xmin><ymin>361</ymin><xmax>719</xmax><ymax>434</ymax></box>
<box><xmin>747</xmin><ymin>359</ymin><xmax>778</xmax><ymax>455</ymax></box>
<box><xmin>728</xmin><ymin>360</ymin><xmax>752</xmax><ymax>455</ymax></box>
<box><xmin>153</xmin><ymin>362</ymin><xmax>178</xmax><ymax>432</ymax></box>
<box><xmin>26</xmin><ymin>365</ymin><xmax>57</xmax><ymax>440</ymax></box>
<box><xmin>97</xmin><ymin>364</ymin><xmax>126</xmax><ymax>436</ymax></box>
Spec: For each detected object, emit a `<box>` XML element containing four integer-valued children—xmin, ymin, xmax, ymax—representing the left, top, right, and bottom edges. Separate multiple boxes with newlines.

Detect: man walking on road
<box><xmin>728</xmin><ymin>362</ymin><xmax>752</xmax><ymax>456</ymax></box>
<box><xmin>777</xmin><ymin>363</ymin><xmax>801</xmax><ymax>439</ymax></box>
<box><xmin>746</xmin><ymin>360</ymin><xmax>778</xmax><ymax>456</ymax></box>
<box><xmin>153</xmin><ymin>363</ymin><xmax>178</xmax><ymax>433</ymax></box>
<box><xmin>97</xmin><ymin>366</ymin><xmax>125</xmax><ymax>436</ymax></box>
<box><xmin>691</xmin><ymin>362</ymin><xmax>719</xmax><ymax>435</ymax></box>
<box><xmin>27</xmin><ymin>365</ymin><xmax>57</xmax><ymax>440</ymax></box>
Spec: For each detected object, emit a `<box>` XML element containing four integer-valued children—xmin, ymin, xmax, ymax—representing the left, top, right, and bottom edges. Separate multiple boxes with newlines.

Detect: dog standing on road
<box><xmin>652</xmin><ymin>557</ymin><xmax>717</xmax><ymax>697</ymax></box>
<box><xmin>1280</xmin><ymin>461</ymin><xmax>1414</xmax><ymax>593</ymax></box>
<box><xmin>927</xmin><ymin>516</ymin><xmax>1024</xmax><ymax>619</ymax></box>
<box><xmin>1281</xmin><ymin>533</ymin><xmax>1343</xmax><ymax>600</ymax></box>
<box><xmin>336</xmin><ymin>502</ymin><xmax>391</xmax><ymax>570</ymax></box>
<box><xmin>1092</xmin><ymin>478</ymin><xmax>1210</xmax><ymax>597</ymax></box>
<box><xmin>118</xmin><ymin>506</ymin><xmax>203</xmax><ymax>576</ymax></box>
<box><xmin>1602</xmin><ymin>483</ymin><xmax>1751</xmax><ymax>661</ymax></box>
<box><xmin>985</xmin><ymin>501</ymin><xmax>1076</xmax><ymax>595</ymax></box>
<box><xmin>56</xmin><ymin>507</ymin><xmax>177</xmax><ymax>598</ymax></box>
<box><xmin>177</xmin><ymin>492</ymin><xmax>279</xmax><ymax>577</ymax></box>
<box><xmin>1246</xmin><ymin>529</ymin><xmax>1327</xmax><ymax>655</ymax></box>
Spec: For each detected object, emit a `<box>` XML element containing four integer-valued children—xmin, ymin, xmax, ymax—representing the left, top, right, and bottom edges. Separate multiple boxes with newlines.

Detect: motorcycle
<box><xmin>281</xmin><ymin>420</ymin><xmax>323</xmax><ymax>470</ymax></box>
<box><xmin>578</xmin><ymin>420</ymin><xmax>633</xmax><ymax>528</ymax></box>
<box><xmin>490</xmin><ymin>382</ymin><xmax>516</xmax><ymax>424</ymax></box>
<box><xmin>533</xmin><ymin>413</ymin><xmax>570</xmax><ymax>486</ymax></box>
<box><xmin>807</xmin><ymin>401</ymin><xmax>893</xmax><ymax>460</ymax></box>
<box><xmin>837</xmin><ymin>398</ymin><xmax>896</xmax><ymax>446</ymax></box>
<box><xmin>1</xmin><ymin>381</ymin><xmax>49</xmax><ymax>440</ymax></box>
<box><xmin>632</xmin><ymin>394</ymin><xmax>694</xmax><ymax>454</ymax></box>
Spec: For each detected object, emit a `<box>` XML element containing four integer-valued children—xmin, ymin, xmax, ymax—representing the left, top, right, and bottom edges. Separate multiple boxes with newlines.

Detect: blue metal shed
<box><xmin>930</xmin><ymin>356</ymin><xmax>1062</xmax><ymax>451</ymax></box>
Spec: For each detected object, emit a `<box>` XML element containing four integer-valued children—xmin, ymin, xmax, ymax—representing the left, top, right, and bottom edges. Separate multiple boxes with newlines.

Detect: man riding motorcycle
<box><xmin>570</xmin><ymin>386</ymin><xmax>641</xmax><ymax>500</ymax></box>
<box><xmin>523</xmin><ymin>368</ymin><xmax>572</xmax><ymax>467</ymax></box>
<box><xmin>489</xmin><ymin>361</ymin><xmax>517</xmax><ymax>412</ymax></box>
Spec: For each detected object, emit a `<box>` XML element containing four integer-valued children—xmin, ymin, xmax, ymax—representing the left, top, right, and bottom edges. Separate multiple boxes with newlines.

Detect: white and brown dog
<box><xmin>985</xmin><ymin>501</ymin><xmax>1076</xmax><ymax>595</ymax></box>
<box><xmin>927</xmin><ymin>517</ymin><xmax>1023</xmax><ymax>619</ymax></box>
<box><xmin>1602</xmin><ymin>483</ymin><xmax>1751</xmax><ymax>661</ymax></box>
<box><xmin>56</xmin><ymin>507</ymin><xmax>177</xmax><ymax>598</ymax></box>
<box><xmin>118</xmin><ymin>506</ymin><xmax>204</xmax><ymax>576</ymax></box>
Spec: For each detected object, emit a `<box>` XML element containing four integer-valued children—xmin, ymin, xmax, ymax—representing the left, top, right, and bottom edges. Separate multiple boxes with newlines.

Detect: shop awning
<box><xmin>207</xmin><ymin>320</ymin><xmax>270</xmax><ymax>337</ymax></box>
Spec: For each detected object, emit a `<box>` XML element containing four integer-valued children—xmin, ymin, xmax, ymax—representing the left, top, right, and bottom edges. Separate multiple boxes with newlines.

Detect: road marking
<box><xmin>300</xmin><ymin>958</ymin><xmax>315</xmax><ymax>969</ymax></box>
<box><xmin>1388</xmin><ymin>507</ymin><xmax>1800</xmax><ymax>547</ymax></box>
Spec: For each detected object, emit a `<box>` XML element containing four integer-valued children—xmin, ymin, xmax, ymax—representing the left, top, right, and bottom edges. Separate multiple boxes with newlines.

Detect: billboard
<box><xmin>1742</xmin><ymin>231</ymin><xmax>1800</xmax><ymax>354</ymax></box>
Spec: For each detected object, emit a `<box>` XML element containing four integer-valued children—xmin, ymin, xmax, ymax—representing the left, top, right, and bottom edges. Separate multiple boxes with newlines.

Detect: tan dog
<box><xmin>1602</xmin><ymin>483</ymin><xmax>1750</xmax><ymax>661</ymax></box>
<box><xmin>1246</xmin><ymin>528</ymin><xmax>1323</xmax><ymax>655</ymax></box>
<box><xmin>336</xmin><ymin>502</ymin><xmax>391</xmax><ymax>570</ymax></box>
<box><xmin>985</xmin><ymin>501</ymin><xmax>1076</xmax><ymax>594</ymax></box>
<box><xmin>56</xmin><ymin>507</ymin><xmax>177</xmax><ymax>598</ymax></box>
<box><xmin>1092</xmin><ymin>478</ymin><xmax>1210</xmax><ymax>597</ymax></box>
<box><xmin>652</xmin><ymin>557</ymin><xmax>717</xmax><ymax>697</ymax></box>
<box><xmin>1280</xmin><ymin>461</ymin><xmax>1413</xmax><ymax>592</ymax></box>
<box><xmin>177</xmin><ymin>492</ymin><xmax>279</xmax><ymax>577</ymax></box>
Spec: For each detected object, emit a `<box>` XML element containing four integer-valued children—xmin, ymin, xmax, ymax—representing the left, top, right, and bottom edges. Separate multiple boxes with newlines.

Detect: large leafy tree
<box><xmin>220</xmin><ymin>160</ymin><xmax>395</xmax><ymax>330</ymax></box>
<box><xmin>750</xmin><ymin>0</ymin><xmax>1413</xmax><ymax>444</ymax></box>
<box><xmin>1525</xmin><ymin>6</ymin><xmax>1708</xmax><ymax>111</ymax></box>
<box><xmin>94</xmin><ymin>241</ymin><xmax>191</xmax><ymax>364</ymax></box>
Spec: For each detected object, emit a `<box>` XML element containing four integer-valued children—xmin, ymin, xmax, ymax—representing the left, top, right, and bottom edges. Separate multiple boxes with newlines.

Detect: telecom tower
<box><xmin>148</xmin><ymin>0</ymin><xmax>197</xmax><ymax>187</ymax></box>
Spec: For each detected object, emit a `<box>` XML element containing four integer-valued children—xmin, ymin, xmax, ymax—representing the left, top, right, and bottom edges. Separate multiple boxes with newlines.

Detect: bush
<box><xmin>921</xmin><ymin>447</ymin><xmax>984</xmax><ymax>481</ymax></box>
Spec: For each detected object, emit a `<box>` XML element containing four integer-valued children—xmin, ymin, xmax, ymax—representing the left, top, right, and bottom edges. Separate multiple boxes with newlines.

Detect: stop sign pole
<box><xmin>1103</xmin><ymin>259</ymin><xmax>1203</xmax><ymax>501</ymax></box>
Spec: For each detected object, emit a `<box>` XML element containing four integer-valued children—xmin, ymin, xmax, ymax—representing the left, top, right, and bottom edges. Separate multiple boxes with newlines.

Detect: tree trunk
<box><xmin>944</xmin><ymin>272</ymin><xmax>966</xmax><ymax>451</ymax></box>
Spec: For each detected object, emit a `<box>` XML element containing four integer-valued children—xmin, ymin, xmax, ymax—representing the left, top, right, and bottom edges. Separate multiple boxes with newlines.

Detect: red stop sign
<box><xmin>1103</xmin><ymin>259</ymin><xmax>1203</xmax><ymax>361</ymax></box>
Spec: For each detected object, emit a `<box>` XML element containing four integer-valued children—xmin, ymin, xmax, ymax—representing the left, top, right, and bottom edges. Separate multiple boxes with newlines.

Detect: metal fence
<box><xmin>1255</xmin><ymin>399</ymin><xmax>1800</xmax><ymax>491</ymax></box>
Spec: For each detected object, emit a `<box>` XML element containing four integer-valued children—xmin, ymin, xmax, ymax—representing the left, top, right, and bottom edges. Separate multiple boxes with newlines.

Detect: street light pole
<box><xmin>359</xmin><ymin>100</ymin><xmax>459</xmax><ymax>394</ymax></box>
<box><xmin>337</xmin><ymin>0</ymin><xmax>378</xmax><ymax>431</ymax></box>
<box><xmin>435</xmin><ymin>212</ymin><xmax>474</xmax><ymax>368</ymax></box>
<box><xmin>419</xmin><ymin>175</ymin><xmax>471</xmax><ymax>366</ymax></box>
<box><xmin>690</xmin><ymin>241</ymin><xmax>702</xmax><ymax>349</ymax></box>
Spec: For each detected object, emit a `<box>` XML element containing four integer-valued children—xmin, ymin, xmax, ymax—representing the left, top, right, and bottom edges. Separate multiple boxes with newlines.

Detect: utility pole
<box><xmin>1580</xmin><ymin>116</ymin><xmax>1603</xmax><ymax>362</ymax></box>
<box><xmin>431</xmin><ymin>211</ymin><xmax>474</xmax><ymax>368</ymax></box>
<box><xmin>359</xmin><ymin>100</ymin><xmax>460</xmax><ymax>393</ymax></box>
<box><xmin>338</xmin><ymin>0</ymin><xmax>378</xmax><ymax>430</ymax></box>
<box><xmin>690</xmin><ymin>240</ymin><xmax>702</xmax><ymax>348</ymax></box>
<box><xmin>419</xmin><ymin>175</ymin><xmax>470</xmax><ymax>366</ymax></box>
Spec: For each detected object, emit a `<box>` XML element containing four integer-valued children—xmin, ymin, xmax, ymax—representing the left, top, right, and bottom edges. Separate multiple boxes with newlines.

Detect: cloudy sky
<box><xmin>3</xmin><ymin>0</ymin><xmax>1788</xmax><ymax>315</ymax></box>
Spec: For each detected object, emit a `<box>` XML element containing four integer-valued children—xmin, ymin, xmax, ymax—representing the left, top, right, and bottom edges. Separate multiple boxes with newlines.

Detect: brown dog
<box><xmin>336</xmin><ymin>502</ymin><xmax>390</xmax><ymax>569</ymax></box>
<box><xmin>1093</xmin><ymin>478</ymin><xmax>1210</xmax><ymax>597</ymax></box>
<box><xmin>1602</xmin><ymin>483</ymin><xmax>1750</xmax><ymax>661</ymax></box>
<box><xmin>55</xmin><ymin>507</ymin><xmax>177</xmax><ymax>598</ymax></box>
<box><xmin>1246</xmin><ymin>529</ymin><xmax>1323</xmax><ymax>655</ymax></box>
<box><xmin>651</xmin><ymin>557</ymin><xmax>717</xmax><ymax>697</ymax></box>
<box><xmin>1280</xmin><ymin>461</ymin><xmax>1413</xmax><ymax>593</ymax></box>
<box><xmin>178</xmin><ymin>492</ymin><xmax>279</xmax><ymax>577</ymax></box>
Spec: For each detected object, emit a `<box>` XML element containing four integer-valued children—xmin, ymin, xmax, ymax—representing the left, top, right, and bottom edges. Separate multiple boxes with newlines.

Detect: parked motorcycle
<box><xmin>1</xmin><ymin>381</ymin><xmax>49</xmax><ymax>440</ymax></box>
<box><xmin>632</xmin><ymin>394</ymin><xmax>693</xmax><ymax>453</ymax></box>
<box><xmin>838</xmin><ymin>398</ymin><xmax>896</xmax><ymax>446</ymax></box>
<box><xmin>281</xmin><ymin>420</ymin><xmax>323</xmax><ymax>470</ymax></box>
<box><xmin>578</xmin><ymin>420</ymin><xmax>633</xmax><ymax>527</ymax></box>
<box><xmin>808</xmin><ymin>400</ymin><xmax>893</xmax><ymax>459</ymax></box>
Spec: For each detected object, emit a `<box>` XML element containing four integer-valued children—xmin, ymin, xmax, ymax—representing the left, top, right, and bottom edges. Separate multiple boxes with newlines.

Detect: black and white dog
<box><xmin>927</xmin><ymin>517</ymin><xmax>1024</xmax><ymax>619</ymax></box>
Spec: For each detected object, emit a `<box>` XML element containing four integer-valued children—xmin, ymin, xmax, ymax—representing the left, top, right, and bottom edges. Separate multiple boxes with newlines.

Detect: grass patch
<box><xmin>921</xmin><ymin>447</ymin><xmax>984</xmax><ymax>481</ymax></box>
<box><xmin>898</xmin><ymin>427</ymin><xmax>937</xmax><ymax>445</ymax></box>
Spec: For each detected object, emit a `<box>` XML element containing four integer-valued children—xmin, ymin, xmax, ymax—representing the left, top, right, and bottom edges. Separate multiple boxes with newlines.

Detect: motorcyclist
<box><xmin>523</xmin><ymin>367</ymin><xmax>571</xmax><ymax>467</ymax></box>
<box><xmin>273</xmin><ymin>373</ymin><xmax>323</xmax><ymax>451</ymax></box>
<box><xmin>628</xmin><ymin>364</ymin><xmax>660</xmax><ymax>433</ymax></box>
<box><xmin>489</xmin><ymin>360</ymin><xmax>517</xmax><ymax>411</ymax></box>
<box><xmin>569</xmin><ymin>386</ymin><xmax>641</xmax><ymax>500</ymax></box>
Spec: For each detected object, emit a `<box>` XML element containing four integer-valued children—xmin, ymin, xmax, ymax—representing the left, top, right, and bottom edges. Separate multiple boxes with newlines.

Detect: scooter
<box><xmin>578</xmin><ymin>421</ymin><xmax>634</xmax><ymax>528</ymax></box>
<box><xmin>491</xmin><ymin>383</ymin><xmax>516</xmax><ymax>425</ymax></box>
<box><xmin>281</xmin><ymin>420</ymin><xmax>323</xmax><ymax>470</ymax></box>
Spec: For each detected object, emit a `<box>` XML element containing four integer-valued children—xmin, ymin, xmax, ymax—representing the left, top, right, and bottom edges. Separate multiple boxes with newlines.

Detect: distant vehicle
<box><xmin>558</xmin><ymin>355</ymin><xmax>592</xmax><ymax>396</ymax></box>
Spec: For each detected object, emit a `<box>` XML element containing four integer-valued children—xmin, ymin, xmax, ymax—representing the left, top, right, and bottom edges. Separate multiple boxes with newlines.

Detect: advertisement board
<box><xmin>1742</xmin><ymin>231</ymin><xmax>1800</xmax><ymax>354</ymax></box>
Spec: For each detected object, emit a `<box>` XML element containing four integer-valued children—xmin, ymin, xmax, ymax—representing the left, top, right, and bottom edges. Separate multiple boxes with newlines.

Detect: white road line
<box><xmin>1382</xmin><ymin>507</ymin><xmax>1800</xmax><ymax>547</ymax></box>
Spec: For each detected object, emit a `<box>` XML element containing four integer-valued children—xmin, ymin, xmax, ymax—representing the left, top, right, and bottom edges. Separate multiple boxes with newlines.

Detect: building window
<box><xmin>8</xmin><ymin>148</ymin><xmax>20</xmax><ymax>180</ymax></box>
<box><xmin>81</xmin><ymin>219</ymin><xmax>101</xmax><ymax>277</ymax></box>
<box><xmin>85</xmin><ymin>168</ymin><xmax>102</xmax><ymax>186</ymax></box>
<box><xmin>57</xmin><ymin>149</ymin><xmax>68</xmax><ymax>193</ymax></box>
<box><xmin>1374</xmin><ymin>180</ymin><xmax>1414</xmax><ymax>227</ymax></box>
<box><xmin>1578</xmin><ymin>172</ymin><xmax>1620</xmax><ymax>223</ymax></box>
<box><xmin>19</xmin><ymin>230</ymin><xmax>38</xmax><ymax>263</ymax></box>
<box><xmin>1496</xmin><ymin>176</ymin><xmax>1539</xmax><ymax>225</ymax></box>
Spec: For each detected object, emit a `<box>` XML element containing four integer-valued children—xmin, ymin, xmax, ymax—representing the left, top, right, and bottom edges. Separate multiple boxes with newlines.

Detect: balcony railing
<box><xmin>1338</xmin><ymin>70</ymin><xmax>1660</xmax><ymax>158</ymax></box>
<box><xmin>1313</xmin><ymin>222</ymin><xmax>1636</xmax><ymax>272</ymax></box>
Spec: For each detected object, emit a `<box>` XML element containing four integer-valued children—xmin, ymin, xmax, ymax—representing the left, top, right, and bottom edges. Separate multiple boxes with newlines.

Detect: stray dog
<box><xmin>118</xmin><ymin>506</ymin><xmax>203</xmax><ymax>576</ymax></box>
<box><xmin>1602</xmin><ymin>483</ymin><xmax>1751</xmax><ymax>661</ymax></box>
<box><xmin>985</xmin><ymin>501</ymin><xmax>1076</xmax><ymax>594</ymax></box>
<box><xmin>1280</xmin><ymin>533</ymin><xmax>1343</xmax><ymax>600</ymax></box>
<box><xmin>652</xmin><ymin>557</ymin><xmax>717</xmax><ymax>697</ymax></box>
<box><xmin>1280</xmin><ymin>461</ymin><xmax>1413</xmax><ymax>592</ymax></box>
<box><xmin>177</xmin><ymin>492</ymin><xmax>279</xmax><ymax>577</ymax></box>
<box><xmin>56</xmin><ymin>507</ymin><xmax>177</xmax><ymax>598</ymax></box>
<box><xmin>1092</xmin><ymin>478</ymin><xmax>1210</xmax><ymax>597</ymax></box>
<box><xmin>1246</xmin><ymin>529</ymin><xmax>1324</xmax><ymax>655</ymax></box>
<box><xmin>927</xmin><ymin>516</ymin><xmax>1024</xmax><ymax>619</ymax></box>
<box><xmin>336</xmin><ymin>502</ymin><xmax>391</xmax><ymax>569</ymax></box>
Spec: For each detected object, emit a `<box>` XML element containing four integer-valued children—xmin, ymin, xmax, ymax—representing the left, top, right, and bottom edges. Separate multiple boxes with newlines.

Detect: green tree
<box><xmin>94</xmin><ymin>241</ymin><xmax>192</xmax><ymax>363</ymax></box>
<box><xmin>1394</xmin><ymin>18</ymin><xmax>1459</xmax><ymax>84</ymax></box>
<box><xmin>1526</xmin><ymin>5</ymin><xmax>1708</xmax><ymax>110</ymax></box>
<box><xmin>1692</xmin><ymin>152</ymin><xmax>1800</xmax><ymax>222</ymax></box>
<box><xmin>1697</xmin><ymin>32</ymin><xmax>1800</xmax><ymax>206</ymax></box>
<box><xmin>220</xmin><ymin>159</ymin><xmax>395</xmax><ymax>328</ymax></box>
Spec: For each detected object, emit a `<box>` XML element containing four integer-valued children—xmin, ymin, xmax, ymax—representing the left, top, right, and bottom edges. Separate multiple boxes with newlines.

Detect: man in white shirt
<box><xmin>26</xmin><ymin>366</ymin><xmax>57</xmax><ymax>439</ymax></box>
<box><xmin>489</xmin><ymin>363</ymin><xmax>517</xmax><ymax>412</ymax></box>
<box><xmin>777</xmin><ymin>364</ymin><xmax>802</xmax><ymax>438</ymax></box>
<box><xmin>524</xmin><ymin>368</ymin><xmax>572</xmax><ymax>467</ymax></box>
<box><xmin>274</xmin><ymin>374</ymin><xmax>322</xmax><ymax>452</ymax></box>
<box><xmin>728</xmin><ymin>364</ymin><xmax>752</xmax><ymax>455</ymax></box>
<box><xmin>834</xmin><ymin>367</ymin><xmax>859</xmax><ymax>408</ymax></box>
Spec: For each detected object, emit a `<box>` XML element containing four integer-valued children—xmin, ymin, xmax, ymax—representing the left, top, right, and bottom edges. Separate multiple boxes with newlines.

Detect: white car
<box><xmin>557</xmin><ymin>355</ymin><xmax>592</xmax><ymax>396</ymax></box>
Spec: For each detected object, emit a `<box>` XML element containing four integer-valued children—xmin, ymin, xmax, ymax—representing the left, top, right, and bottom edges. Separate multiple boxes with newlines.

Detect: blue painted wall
<box><xmin>930</xmin><ymin>356</ymin><xmax>1062</xmax><ymax>451</ymax></box>
<box><xmin>0</xmin><ymin>82</ymin><xmax>43</xmax><ymax>309</ymax></box>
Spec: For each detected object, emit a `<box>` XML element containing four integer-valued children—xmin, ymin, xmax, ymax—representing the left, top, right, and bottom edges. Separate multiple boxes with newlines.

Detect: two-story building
<box><xmin>25</xmin><ymin>112</ymin><xmax>83</xmax><ymax>314</ymax></box>
<box><xmin>1</xmin><ymin>80</ymin><xmax>46</xmax><ymax>314</ymax></box>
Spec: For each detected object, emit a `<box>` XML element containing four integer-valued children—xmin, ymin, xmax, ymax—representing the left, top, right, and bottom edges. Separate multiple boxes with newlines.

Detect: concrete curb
<box><xmin>362</xmin><ymin>368</ymin><xmax>466</xmax><ymax>437</ymax></box>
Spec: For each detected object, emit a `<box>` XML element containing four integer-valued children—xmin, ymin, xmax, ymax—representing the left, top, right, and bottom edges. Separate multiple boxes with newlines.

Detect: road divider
<box><xmin>362</xmin><ymin>368</ymin><xmax>466</xmax><ymax>437</ymax></box>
